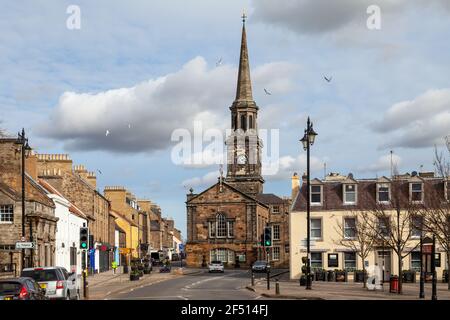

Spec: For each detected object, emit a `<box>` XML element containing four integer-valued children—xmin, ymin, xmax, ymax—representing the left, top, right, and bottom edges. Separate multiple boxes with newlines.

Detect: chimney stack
<box><xmin>291</xmin><ymin>172</ymin><xmax>300</xmax><ymax>200</ymax></box>
<box><xmin>25</xmin><ymin>151</ymin><xmax>38</xmax><ymax>181</ymax></box>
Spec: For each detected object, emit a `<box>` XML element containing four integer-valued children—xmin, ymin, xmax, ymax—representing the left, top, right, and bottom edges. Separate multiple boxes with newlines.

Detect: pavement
<box><xmin>247</xmin><ymin>278</ymin><xmax>450</xmax><ymax>300</ymax></box>
<box><xmin>107</xmin><ymin>268</ymin><xmax>287</xmax><ymax>300</ymax></box>
<box><xmin>82</xmin><ymin>266</ymin><xmax>203</xmax><ymax>300</ymax></box>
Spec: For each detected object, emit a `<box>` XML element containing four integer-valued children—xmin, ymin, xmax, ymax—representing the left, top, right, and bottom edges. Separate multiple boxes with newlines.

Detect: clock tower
<box><xmin>225</xmin><ymin>15</ymin><xmax>264</xmax><ymax>196</ymax></box>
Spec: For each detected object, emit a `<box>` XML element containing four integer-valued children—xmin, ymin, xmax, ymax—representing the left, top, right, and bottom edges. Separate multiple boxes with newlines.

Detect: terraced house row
<box><xmin>0</xmin><ymin>136</ymin><xmax>182</xmax><ymax>278</ymax></box>
<box><xmin>290</xmin><ymin>171</ymin><xmax>450</xmax><ymax>282</ymax></box>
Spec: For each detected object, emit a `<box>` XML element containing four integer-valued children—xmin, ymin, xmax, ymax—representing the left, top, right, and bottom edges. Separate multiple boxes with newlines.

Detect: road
<box><xmin>108</xmin><ymin>268</ymin><xmax>288</xmax><ymax>300</ymax></box>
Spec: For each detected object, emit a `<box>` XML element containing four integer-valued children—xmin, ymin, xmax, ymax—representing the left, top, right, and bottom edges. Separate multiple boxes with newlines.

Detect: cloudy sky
<box><xmin>1</xmin><ymin>0</ymin><xmax>450</xmax><ymax>237</ymax></box>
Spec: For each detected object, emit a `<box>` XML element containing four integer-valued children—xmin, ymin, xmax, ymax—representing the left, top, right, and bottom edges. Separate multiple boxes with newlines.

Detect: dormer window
<box><xmin>377</xmin><ymin>183</ymin><xmax>390</xmax><ymax>203</ymax></box>
<box><xmin>410</xmin><ymin>182</ymin><xmax>424</xmax><ymax>203</ymax></box>
<box><xmin>310</xmin><ymin>185</ymin><xmax>323</xmax><ymax>205</ymax></box>
<box><xmin>343</xmin><ymin>184</ymin><xmax>357</xmax><ymax>205</ymax></box>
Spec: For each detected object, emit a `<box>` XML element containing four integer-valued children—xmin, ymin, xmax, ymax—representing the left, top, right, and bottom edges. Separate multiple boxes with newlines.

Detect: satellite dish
<box><xmin>411</xmin><ymin>171</ymin><xmax>418</xmax><ymax>177</ymax></box>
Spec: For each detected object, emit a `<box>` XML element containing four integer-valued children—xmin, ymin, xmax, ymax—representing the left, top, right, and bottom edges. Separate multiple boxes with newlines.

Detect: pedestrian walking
<box><xmin>112</xmin><ymin>260</ymin><xmax>118</xmax><ymax>274</ymax></box>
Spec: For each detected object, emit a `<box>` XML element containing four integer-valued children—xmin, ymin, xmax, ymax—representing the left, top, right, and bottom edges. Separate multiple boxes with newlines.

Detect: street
<box><xmin>107</xmin><ymin>269</ymin><xmax>287</xmax><ymax>300</ymax></box>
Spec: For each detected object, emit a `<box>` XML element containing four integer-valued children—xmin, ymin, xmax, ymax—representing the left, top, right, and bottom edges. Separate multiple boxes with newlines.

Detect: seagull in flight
<box><xmin>324</xmin><ymin>76</ymin><xmax>332</xmax><ymax>83</ymax></box>
<box><xmin>97</xmin><ymin>169</ymin><xmax>102</xmax><ymax>175</ymax></box>
<box><xmin>105</xmin><ymin>130</ymin><xmax>110</xmax><ymax>136</ymax></box>
<box><xmin>264</xmin><ymin>88</ymin><xmax>272</xmax><ymax>95</ymax></box>
<box><xmin>128</xmin><ymin>123</ymin><xmax>131</xmax><ymax>129</ymax></box>
<box><xmin>216</xmin><ymin>57</ymin><xmax>223</xmax><ymax>67</ymax></box>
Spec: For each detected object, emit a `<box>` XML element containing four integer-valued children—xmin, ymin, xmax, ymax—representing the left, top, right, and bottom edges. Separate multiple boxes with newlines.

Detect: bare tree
<box><xmin>363</xmin><ymin>174</ymin><xmax>420</xmax><ymax>294</ymax></box>
<box><xmin>334</xmin><ymin>210</ymin><xmax>377</xmax><ymax>288</ymax></box>
<box><xmin>418</xmin><ymin>185</ymin><xmax>450</xmax><ymax>290</ymax></box>
<box><xmin>418</xmin><ymin>142</ymin><xmax>450</xmax><ymax>289</ymax></box>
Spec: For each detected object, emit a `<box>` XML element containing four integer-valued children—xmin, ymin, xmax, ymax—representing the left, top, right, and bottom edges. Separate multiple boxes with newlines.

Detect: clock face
<box><xmin>237</xmin><ymin>154</ymin><xmax>247</xmax><ymax>164</ymax></box>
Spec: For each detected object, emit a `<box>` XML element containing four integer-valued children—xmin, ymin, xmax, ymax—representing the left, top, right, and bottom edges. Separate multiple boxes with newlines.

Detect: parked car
<box><xmin>21</xmin><ymin>267</ymin><xmax>79</xmax><ymax>300</ymax></box>
<box><xmin>0</xmin><ymin>277</ymin><xmax>47</xmax><ymax>300</ymax></box>
<box><xmin>252</xmin><ymin>260</ymin><xmax>271</xmax><ymax>273</ymax></box>
<box><xmin>208</xmin><ymin>260</ymin><xmax>224</xmax><ymax>273</ymax></box>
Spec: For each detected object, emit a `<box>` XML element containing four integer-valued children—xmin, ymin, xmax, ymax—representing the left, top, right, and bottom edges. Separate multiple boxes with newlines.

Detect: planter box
<box><xmin>299</xmin><ymin>275</ymin><xmax>307</xmax><ymax>286</ymax></box>
<box><xmin>354</xmin><ymin>271</ymin><xmax>366</xmax><ymax>283</ymax></box>
<box><xmin>315</xmin><ymin>271</ymin><xmax>326</xmax><ymax>281</ymax></box>
<box><xmin>144</xmin><ymin>268</ymin><xmax>151</xmax><ymax>274</ymax></box>
<box><xmin>123</xmin><ymin>266</ymin><xmax>129</xmax><ymax>274</ymax></box>
<box><xmin>402</xmin><ymin>271</ymin><xmax>416</xmax><ymax>283</ymax></box>
<box><xmin>130</xmin><ymin>274</ymin><xmax>140</xmax><ymax>281</ymax></box>
<box><xmin>335</xmin><ymin>271</ymin><xmax>347</xmax><ymax>282</ymax></box>
<box><xmin>327</xmin><ymin>271</ymin><xmax>335</xmax><ymax>282</ymax></box>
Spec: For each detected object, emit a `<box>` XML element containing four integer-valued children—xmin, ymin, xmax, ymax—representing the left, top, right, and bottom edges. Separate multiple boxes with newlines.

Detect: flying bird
<box><xmin>97</xmin><ymin>169</ymin><xmax>102</xmax><ymax>175</ymax></box>
<box><xmin>216</xmin><ymin>57</ymin><xmax>223</xmax><ymax>67</ymax></box>
<box><xmin>264</xmin><ymin>88</ymin><xmax>272</xmax><ymax>95</ymax></box>
<box><xmin>128</xmin><ymin>123</ymin><xmax>131</xmax><ymax>129</ymax></box>
<box><xmin>105</xmin><ymin>130</ymin><xmax>110</xmax><ymax>136</ymax></box>
<box><xmin>324</xmin><ymin>76</ymin><xmax>332</xmax><ymax>83</ymax></box>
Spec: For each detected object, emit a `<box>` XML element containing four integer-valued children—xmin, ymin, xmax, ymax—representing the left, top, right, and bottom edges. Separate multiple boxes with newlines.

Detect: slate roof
<box><xmin>255</xmin><ymin>193</ymin><xmax>287</xmax><ymax>205</ymax></box>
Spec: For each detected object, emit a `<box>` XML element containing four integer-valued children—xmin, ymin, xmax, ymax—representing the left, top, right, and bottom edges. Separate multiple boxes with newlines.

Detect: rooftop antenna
<box><xmin>390</xmin><ymin>150</ymin><xmax>394</xmax><ymax>178</ymax></box>
<box><xmin>323</xmin><ymin>162</ymin><xmax>327</xmax><ymax>179</ymax></box>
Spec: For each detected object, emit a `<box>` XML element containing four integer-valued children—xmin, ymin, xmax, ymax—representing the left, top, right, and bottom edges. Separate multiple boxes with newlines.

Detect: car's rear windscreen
<box><xmin>0</xmin><ymin>282</ymin><xmax>21</xmax><ymax>295</ymax></box>
<box><xmin>21</xmin><ymin>270</ymin><xmax>59</xmax><ymax>282</ymax></box>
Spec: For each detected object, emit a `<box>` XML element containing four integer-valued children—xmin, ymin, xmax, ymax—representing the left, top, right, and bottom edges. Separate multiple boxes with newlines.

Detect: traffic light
<box><xmin>80</xmin><ymin>227</ymin><xmax>89</xmax><ymax>250</ymax></box>
<box><xmin>263</xmin><ymin>226</ymin><xmax>272</xmax><ymax>247</ymax></box>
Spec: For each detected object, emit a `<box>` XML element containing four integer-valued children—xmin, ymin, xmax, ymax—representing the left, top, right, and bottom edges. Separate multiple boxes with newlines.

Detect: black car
<box><xmin>251</xmin><ymin>260</ymin><xmax>271</xmax><ymax>273</ymax></box>
<box><xmin>0</xmin><ymin>277</ymin><xmax>47</xmax><ymax>300</ymax></box>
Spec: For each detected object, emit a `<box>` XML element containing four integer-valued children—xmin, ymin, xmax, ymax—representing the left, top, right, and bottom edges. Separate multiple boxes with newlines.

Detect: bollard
<box><xmin>274</xmin><ymin>278</ymin><xmax>280</xmax><ymax>295</ymax></box>
<box><xmin>251</xmin><ymin>272</ymin><xmax>255</xmax><ymax>286</ymax></box>
<box><xmin>83</xmin><ymin>269</ymin><xmax>89</xmax><ymax>300</ymax></box>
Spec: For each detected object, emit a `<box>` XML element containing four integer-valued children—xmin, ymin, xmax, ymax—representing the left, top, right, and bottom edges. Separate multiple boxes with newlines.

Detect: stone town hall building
<box><xmin>185</xmin><ymin>19</ymin><xmax>290</xmax><ymax>268</ymax></box>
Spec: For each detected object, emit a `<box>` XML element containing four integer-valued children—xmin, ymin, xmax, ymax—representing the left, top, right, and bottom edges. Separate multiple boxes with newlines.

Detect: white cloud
<box><xmin>38</xmin><ymin>56</ymin><xmax>298</xmax><ymax>153</ymax></box>
<box><xmin>251</xmin><ymin>0</ymin><xmax>450</xmax><ymax>36</ymax></box>
<box><xmin>357</xmin><ymin>154</ymin><xmax>402</xmax><ymax>174</ymax></box>
<box><xmin>181</xmin><ymin>170</ymin><xmax>220</xmax><ymax>189</ymax></box>
<box><xmin>263</xmin><ymin>154</ymin><xmax>327</xmax><ymax>181</ymax></box>
<box><xmin>373</xmin><ymin>88</ymin><xmax>450</xmax><ymax>149</ymax></box>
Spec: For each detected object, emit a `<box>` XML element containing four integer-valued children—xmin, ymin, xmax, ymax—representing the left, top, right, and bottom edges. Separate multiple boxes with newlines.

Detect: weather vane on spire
<box><xmin>242</xmin><ymin>9</ymin><xmax>247</xmax><ymax>24</ymax></box>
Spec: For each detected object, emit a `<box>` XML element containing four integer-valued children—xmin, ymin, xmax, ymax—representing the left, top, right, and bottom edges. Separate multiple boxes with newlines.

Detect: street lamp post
<box><xmin>300</xmin><ymin>117</ymin><xmax>318</xmax><ymax>290</ymax></box>
<box><xmin>431</xmin><ymin>235</ymin><xmax>437</xmax><ymax>300</ymax></box>
<box><xmin>419</xmin><ymin>235</ymin><xmax>425</xmax><ymax>299</ymax></box>
<box><xmin>17</xmin><ymin>129</ymin><xmax>32</xmax><ymax>270</ymax></box>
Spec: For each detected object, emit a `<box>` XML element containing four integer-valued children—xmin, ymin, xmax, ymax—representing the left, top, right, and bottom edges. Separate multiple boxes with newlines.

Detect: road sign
<box><xmin>178</xmin><ymin>244</ymin><xmax>185</xmax><ymax>251</ymax></box>
<box><xmin>15</xmin><ymin>242</ymin><xmax>35</xmax><ymax>249</ymax></box>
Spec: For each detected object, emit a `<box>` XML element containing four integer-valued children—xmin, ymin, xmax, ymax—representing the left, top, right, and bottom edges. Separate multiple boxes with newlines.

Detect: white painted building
<box><xmin>173</xmin><ymin>234</ymin><xmax>182</xmax><ymax>254</ymax></box>
<box><xmin>39</xmin><ymin>180</ymin><xmax>88</xmax><ymax>276</ymax></box>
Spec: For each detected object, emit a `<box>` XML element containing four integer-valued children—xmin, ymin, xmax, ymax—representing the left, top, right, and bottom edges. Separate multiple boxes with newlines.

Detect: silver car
<box><xmin>208</xmin><ymin>260</ymin><xmax>224</xmax><ymax>273</ymax></box>
<box><xmin>21</xmin><ymin>267</ymin><xmax>79</xmax><ymax>300</ymax></box>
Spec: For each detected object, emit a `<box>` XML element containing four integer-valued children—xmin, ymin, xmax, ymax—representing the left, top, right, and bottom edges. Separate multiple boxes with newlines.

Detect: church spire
<box><xmin>235</xmin><ymin>12</ymin><xmax>253</xmax><ymax>102</ymax></box>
